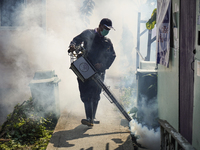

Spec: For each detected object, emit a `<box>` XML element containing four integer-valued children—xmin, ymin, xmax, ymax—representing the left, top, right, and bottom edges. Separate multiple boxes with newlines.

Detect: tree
<box><xmin>80</xmin><ymin>0</ymin><xmax>95</xmax><ymax>25</ymax></box>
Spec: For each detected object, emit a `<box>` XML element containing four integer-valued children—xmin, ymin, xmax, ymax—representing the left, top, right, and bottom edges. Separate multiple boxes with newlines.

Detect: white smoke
<box><xmin>129</xmin><ymin>95</ymin><xmax>160</xmax><ymax>149</ymax></box>
<box><xmin>0</xmin><ymin>0</ymin><xmax>159</xmax><ymax>148</ymax></box>
<box><xmin>130</xmin><ymin>120</ymin><xmax>160</xmax><ymax>150</ymax></box>
<box><xmin>0</xmin><ymin>0</ymin><xmax>84</xmax><ymax>124</ymax></box>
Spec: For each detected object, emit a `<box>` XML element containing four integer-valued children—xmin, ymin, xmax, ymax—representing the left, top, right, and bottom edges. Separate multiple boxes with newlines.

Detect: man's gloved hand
<box><xmin>68</xmin><ymin>45</ymin><xmax>76</xmax><ymax>53</ymax></box>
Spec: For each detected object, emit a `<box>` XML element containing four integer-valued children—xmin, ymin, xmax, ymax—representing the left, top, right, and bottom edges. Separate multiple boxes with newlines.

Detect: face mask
<box><xmin>100</xmin><ymin>29</ymin><xmax>109</xmax><ymax>36</ymax></box>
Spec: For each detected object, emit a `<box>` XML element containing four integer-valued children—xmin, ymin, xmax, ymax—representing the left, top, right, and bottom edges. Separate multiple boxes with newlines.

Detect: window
<box><xmin>0</xmin><ymin>0</ymin><xmax>26</xmax><ymax>27</ymax></box>
<box><xmin>0</xmin><ymin>0</ymin><xmax>46</xmax><ymax>29</ymax></box>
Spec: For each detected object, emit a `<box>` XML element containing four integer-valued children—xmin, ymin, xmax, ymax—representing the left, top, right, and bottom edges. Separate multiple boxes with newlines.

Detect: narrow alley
<box><xmin>46</xmin><ymin>97</ymin><xmax>137</xmax><ymax>150</ymax></box>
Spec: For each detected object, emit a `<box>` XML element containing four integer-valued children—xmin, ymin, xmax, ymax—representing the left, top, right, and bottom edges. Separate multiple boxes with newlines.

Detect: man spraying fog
<box><xmin>69</xmin><ymin>18</ymin><xmax>116</xmax><ymax>127</ymax></box>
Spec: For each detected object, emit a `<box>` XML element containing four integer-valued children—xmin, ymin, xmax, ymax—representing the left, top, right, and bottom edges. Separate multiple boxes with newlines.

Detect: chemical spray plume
<box><xmin>128</xmin><ymin>95</ymin><xmax>160</xmax><ymax>149</ymax></box>
<box><xmin>129</xmin><ymin>119</ymin><xmax>160</xmax><ymax>150</ymax></box>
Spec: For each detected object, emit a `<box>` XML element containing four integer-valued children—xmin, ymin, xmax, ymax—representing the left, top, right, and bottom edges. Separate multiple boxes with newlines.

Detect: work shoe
<box><xmin>81</xmin><ymin>119</ymin><xmax>93</xmax><ymax>127</ymax></box>
<box><xmin>93</xmin><ymin>119</ymin><xmax>100</xmax><ymax>124</ymax></box>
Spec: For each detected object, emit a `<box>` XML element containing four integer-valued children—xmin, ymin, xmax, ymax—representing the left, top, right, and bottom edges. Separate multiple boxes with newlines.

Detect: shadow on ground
<box><xmin>49</xmin><ymin>124</ymin><xmax>132</xmax><ymax>150</ymax></box>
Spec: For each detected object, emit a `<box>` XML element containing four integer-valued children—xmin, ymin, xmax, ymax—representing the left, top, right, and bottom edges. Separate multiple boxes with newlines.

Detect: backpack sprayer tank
<box><xmin>68</xmin><ymin>45</ymin><xmax>132</xmax><ymax>122</ymax></box>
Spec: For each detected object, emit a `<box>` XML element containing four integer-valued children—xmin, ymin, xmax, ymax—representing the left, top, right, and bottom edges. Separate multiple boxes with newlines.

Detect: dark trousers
<box><xmin>77</xmin><ymin>73</ymin><xmax>105</xmax><ymax>121</ymax></box>
<box><xmin>84</xmin><ymin>100</ymin><xmax>98</xmax><ymax>121</ymax></box>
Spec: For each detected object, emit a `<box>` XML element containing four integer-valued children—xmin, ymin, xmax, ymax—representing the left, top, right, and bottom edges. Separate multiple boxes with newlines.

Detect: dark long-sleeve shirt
<box><xmin>70</xmin><ymin>29</ymin><xmax>116</xmax><ymax>72</ymax></box>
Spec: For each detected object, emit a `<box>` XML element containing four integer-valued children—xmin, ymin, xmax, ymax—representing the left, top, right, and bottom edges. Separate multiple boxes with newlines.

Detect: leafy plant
<box><xmin>0</xmin><ymin>98</ymin><xmax>56</xmax><ymax>149</ymax></box>
<box><xmin>129</xmin><ymin>107</ymin><xmax>138</xmax><ymax>120</ymax></box>
<box><xmin>118</xmin><ymin>71</ymin><xmax>137</xmax><ymax>111</ymax></box>
<box><xmin>119</xmin><ymin>87</ymin><xmax>136</xmax><ymax>110</ymax></box>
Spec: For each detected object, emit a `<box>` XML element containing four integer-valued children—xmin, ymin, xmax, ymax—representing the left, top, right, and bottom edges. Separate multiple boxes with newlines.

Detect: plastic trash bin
<box><xmin>29</xmin><ymin>70</ymin><xmax>61</xmax><ymax>118</ymax></box>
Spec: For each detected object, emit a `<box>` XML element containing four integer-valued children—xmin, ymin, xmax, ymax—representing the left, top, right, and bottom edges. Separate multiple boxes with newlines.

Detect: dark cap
<box><xmin>100</xmin><ymin>18</ymin><xmax>115</xmax><ymax>30</ymax></box>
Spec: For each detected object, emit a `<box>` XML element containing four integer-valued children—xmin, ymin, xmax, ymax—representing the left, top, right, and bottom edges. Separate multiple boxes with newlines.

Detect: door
<box><xmin>179</xmin><ymin>0</ymin><xmax>196</xmax><ymax>144</ymax></box>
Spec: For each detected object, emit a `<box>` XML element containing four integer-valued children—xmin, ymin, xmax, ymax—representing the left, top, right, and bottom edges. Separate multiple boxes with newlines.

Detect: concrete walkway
<box><xmin>46</xmin><ymin>97</ymin><xmax>134</xmax><ymax>150</ymax></box>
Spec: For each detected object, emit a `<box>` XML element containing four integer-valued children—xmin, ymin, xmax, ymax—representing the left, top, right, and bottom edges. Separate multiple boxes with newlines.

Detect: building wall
<box><xmin>158</xmin><ymin>0</ymin><xmax>200</xmax><ymax>148</ymax></box>
<box><xmin>157</xmin><ymin>0</ymin><xmax>180</xmax><ymax>131</ymax></box>
<box><xmin>193</xmin><ymin>61</ymin><xmax>200</xmax><ymax>149</ymax></box>
<box><xmin>193</xmin><ymin>0</ymin><xmax>200</xmax><ymax>148</ymax></box>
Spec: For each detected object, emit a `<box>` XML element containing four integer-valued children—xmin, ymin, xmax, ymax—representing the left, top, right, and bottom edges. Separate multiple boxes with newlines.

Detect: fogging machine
<box><xmin>68</xmin><ymin>45</ymin><xmax>132</xmax><ymax>122</ymax></box>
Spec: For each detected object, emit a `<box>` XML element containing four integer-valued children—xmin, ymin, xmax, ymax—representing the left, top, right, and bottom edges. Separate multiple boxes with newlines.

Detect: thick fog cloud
<box><xmin>0</xmin><ymin>0</ymin><xmax>158</xmax><ymax>149</ymax></box>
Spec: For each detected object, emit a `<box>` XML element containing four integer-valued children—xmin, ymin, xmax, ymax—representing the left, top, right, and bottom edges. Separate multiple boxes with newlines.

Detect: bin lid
<box><xmin>136</xmin><ymin>69</ymin><xmax>157</xmax><ymax>73</ymax></box>
<box><xmin>30</xmin><ymin>77</ymin><xmax>61</xmax><ymax>84</ymax></box>
<box><xmin>29</xmin><ymin>70</ymin><xmax>61</xmax><ymax>84</ymax></box>
<box><xmin>33</xmin><ymin>70</ymin><xmax>55</xmax><ymax>80</ymax></box>
<box><xmin>139</xmin><ymin>61</ymin><xmax>156</xmax><ymax>70</ymax></box>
